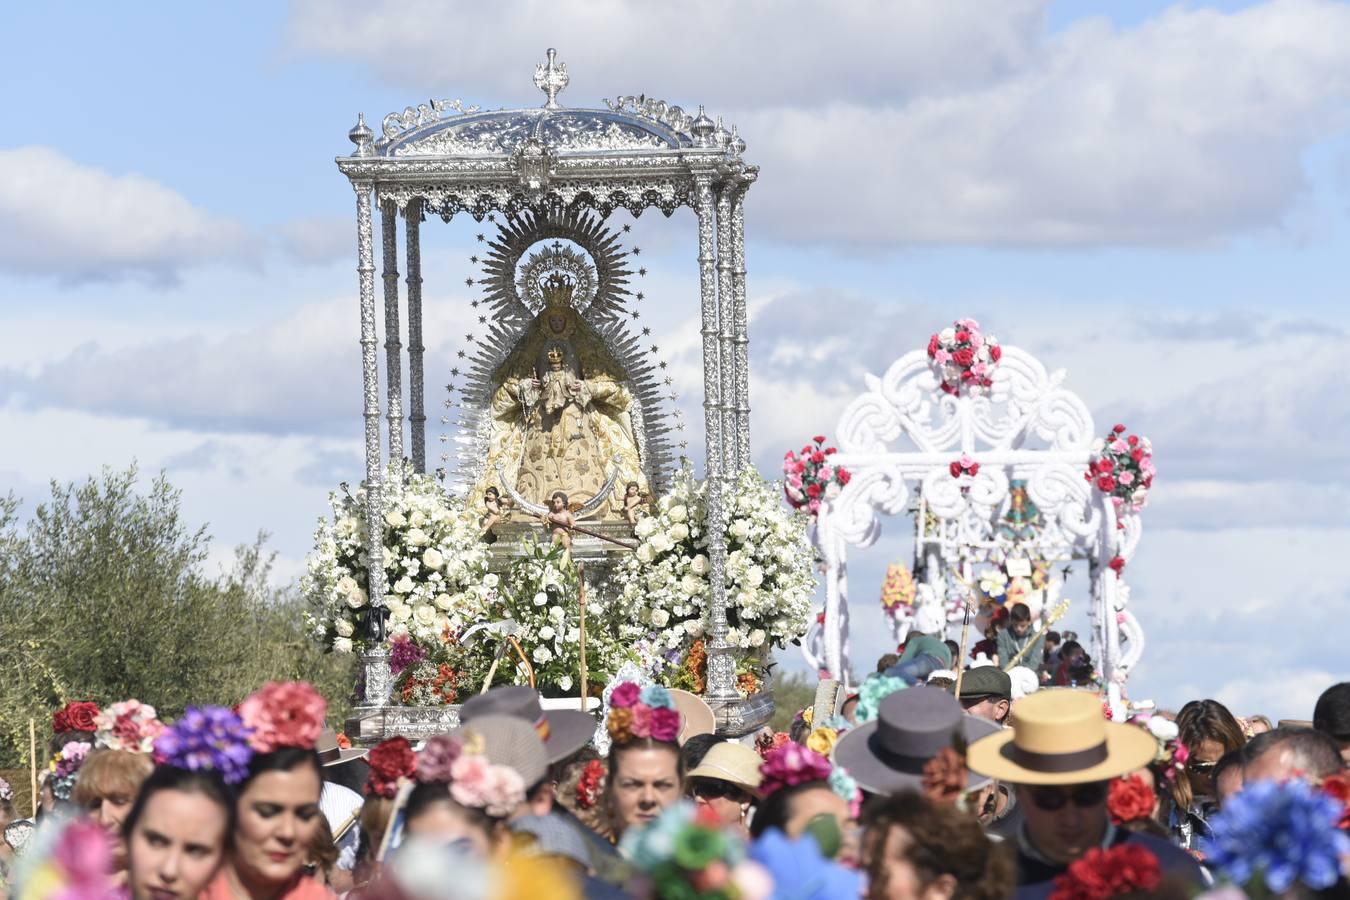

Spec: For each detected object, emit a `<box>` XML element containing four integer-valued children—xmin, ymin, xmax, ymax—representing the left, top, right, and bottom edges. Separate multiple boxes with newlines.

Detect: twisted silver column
<box><xmin>381</xmin><ymin>200</ymin><xmax>404</xmax><ymax>464</ymax></box>
<box><xmin>716</xmin><ymin>184</ymin><xmax>736</xmax><ymax>480</ymax></box>
<box><xmin>354</xmin><ymin>182</ymin><xmax>386</xmax><ymax>635</ymax></box>
<box><xmin>405</xmin><ymin>200</ymin><xmax>426</xmax><ymax>473</ymax></box>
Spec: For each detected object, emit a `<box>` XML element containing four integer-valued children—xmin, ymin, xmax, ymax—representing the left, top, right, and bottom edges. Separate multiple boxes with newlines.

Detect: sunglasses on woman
<box><xmin>689</xmin><ymin>778</ymin><xmax>751</xmax><ymax>804</ymax></box>
<box><xmin>1026</xmin><ymin>782</ymin><xmax>1109</xmax><ymax>811</ymax></box>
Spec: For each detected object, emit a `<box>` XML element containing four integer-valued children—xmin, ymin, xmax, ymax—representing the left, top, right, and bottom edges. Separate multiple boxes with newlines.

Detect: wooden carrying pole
<box><xmin>29</xmin><ymin>718</ymin><xmax>38</xmax><ymax>817</ymax></box>
<box><xmin>578</xmin><ymin>564</ymin><xmax>588</xmax><ymax>711</ymax></box>
<box><xmin>954</xmin><ymin>601</ymin><xmax>973</xmax><ymax>700</ymax></box>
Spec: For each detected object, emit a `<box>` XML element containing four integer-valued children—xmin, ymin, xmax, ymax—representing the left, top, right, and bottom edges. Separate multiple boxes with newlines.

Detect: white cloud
<box><xmin>279</xmin><ymin>215</ymin><xmax>355</xmax><ymax>265</ymax></box>
<box><xmin>284</xmin><ymin>0</ymin><xmax>1044</xmax><ymax>108</ymax></box>
<box><xmin>743</xmin><ymin>0</ymin><xmax>1350</xmax><ymax>247</ymax></box>
<box><xmin>0</xmin><ymin>147</ymin><xmax>260</xmax><ymax>284</ymax></box>
<box><xmin>290</xmin><ymin>0</ymin><xmax>1350</xmax><ymax>248</ymax></box>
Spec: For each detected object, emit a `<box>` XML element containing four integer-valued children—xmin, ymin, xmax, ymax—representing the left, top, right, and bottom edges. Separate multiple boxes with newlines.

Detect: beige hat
<box><xmin>967</xmin><ymin>689</ymin><xmax>1157</xmax><ymax>786</ymax></box>
<box><xmin>668</xmin><ymin>689</ymin><xmax>716</xmax><ymax>744</ymax></box>
<box><xmin>686</xmin><ymin>742</ymin><xmax>764</xmax><ymax>797</ymax></box>
<box><xmin>456</xmin><ymin>714</ymin><xmax>549</xmax><ymax>788</ymax></box>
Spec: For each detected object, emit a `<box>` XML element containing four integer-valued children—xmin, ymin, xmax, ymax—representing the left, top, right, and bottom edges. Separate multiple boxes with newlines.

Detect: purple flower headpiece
<box><xmin>153</xmin><ymin>705</ymin><xmax>255</xmax><ymax>785</ymax></box>
<box><xmin>759</xmin><ymin>743</ymin><xmax>833</xmax><ymax>799</ymax></box>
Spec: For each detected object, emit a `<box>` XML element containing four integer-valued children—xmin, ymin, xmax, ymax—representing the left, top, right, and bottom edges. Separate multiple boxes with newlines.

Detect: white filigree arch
<box><xmin>813</xmin><ymin>344</ymin><xmax>1145</xmax><ymax>690</ymax></box>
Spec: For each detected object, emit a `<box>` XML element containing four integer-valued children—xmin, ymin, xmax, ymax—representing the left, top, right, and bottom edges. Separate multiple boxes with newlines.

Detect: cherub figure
<box><xmin>479</xmin><ymin>486</ymin><xmax>514</xmax><ymax>540</ymax></box>
<box><xmin>621</xmin><ymin>481</ymin><xmax>650</xmax><ymax>529</ymax></box>
<box><xmin>540</xmin><ymin>490</ymin><xmax>575</xmax><ymax>552</ymax></box>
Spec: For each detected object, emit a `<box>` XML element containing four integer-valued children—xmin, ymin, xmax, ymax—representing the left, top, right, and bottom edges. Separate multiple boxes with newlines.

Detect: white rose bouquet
<box><xmin>613</xmin><ymin>465</ymin><xmax>816</xmax><ymax>690</ymax></box>
<box><xmin>304</xmin><ymin>460</ymin><xmax>490</xmax><ymax>654</ymax></box>
<box><xmin>461</xmin><ymin>541</ymin><xmax>631</xmax><ymax>696</ymax></box>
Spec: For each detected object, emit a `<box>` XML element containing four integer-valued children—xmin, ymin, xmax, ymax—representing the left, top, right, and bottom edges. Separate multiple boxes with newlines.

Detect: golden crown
<box><xmin>541</xmin><ymin>271</ymin><xmax>575</xmax><ymax>307</ymax></box>
<box><xmin>546</xmin><ymin>346</ymin><xmax>564</xmax><ymax>362</ymax></box>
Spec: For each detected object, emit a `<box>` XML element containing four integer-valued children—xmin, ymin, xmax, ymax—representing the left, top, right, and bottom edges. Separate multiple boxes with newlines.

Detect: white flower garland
<box><xmin>303</xmin><ymin>461</ymin><xmax>490</xmax><ymax>653</ymax></box>
<box><xmin>613</xmin><ymin>465</ymin><xmax>816</xmax><ymax>681</ymax></box>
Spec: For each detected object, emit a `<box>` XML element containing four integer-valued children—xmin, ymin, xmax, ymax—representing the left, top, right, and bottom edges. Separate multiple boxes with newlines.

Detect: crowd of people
<box><xmin>1</xmin><ymin>633</ymin><xmax>1348</xmax><ymax>899</ymax></box>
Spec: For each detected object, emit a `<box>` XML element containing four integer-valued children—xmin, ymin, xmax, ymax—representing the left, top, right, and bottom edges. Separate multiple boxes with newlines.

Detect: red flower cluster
<box><xmin>53</xmin><ymin>701</ymin><xmax>100</xmax><ymax>734</ymax></box>
<box><xmin>948</xmin><ymin>454</ymin><xmax>980</xmax><ymax>479</ymax></box>
<box><xmin>1108</xmin><ymin>556</ymin><xmax>1126</xmax><ymax>576</ymax></box>
<box><xmin>575</xmin><ymin>758</ymin><xmax>606</xmax><ymax>810</ymax></box>
<box><xmin>1085</xmin><ymin>424</ymin><xmax>1155</xmax><ymax>515</ymax></box>
<box><xmin>927</xmin><ymin>318</ymin><xmax>1001</xmax><ymax>395</ymax></box>
<box><xmin>783</xmin><ymin>435</ymin><xmax>851</xmax><ymax>516</ymax></box>
<box><xmin>1049</xmin><ymin>844</ymin><xmax>1161</xmax><ymax>899</ymax></box>
<box><xmin>365</xmin><ymin>736</ymin><xmax>417</xmax><ymax>798</ymax></box>
<box><xmin>1108</xmin><ymin>774</ymin><xmax>1156</xmax><ymax>825</ymax></box>
<box><xmin>1321</xmin><ymin>772</ymin><xmax>1350</xmax><ymax>830</ymax></box>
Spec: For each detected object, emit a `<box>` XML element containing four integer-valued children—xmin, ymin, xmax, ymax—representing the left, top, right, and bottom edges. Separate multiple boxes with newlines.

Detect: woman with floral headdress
<box><xmin>73</xmin><ymin>699</ymin><xmax>164</xmax><ymax>885</ymax></box>
<box><xmin>602</xmin><ymin>683</ymin><xmax>685</xmax><ymax>843</ymax></box>
<box><xmin>121</xmin><ymin>705</ymin><xmax>249</xmax><ymax>900</ymax></box>
<box><xmin>750</xmin><ymin>743</ymin><xmax>859</xmax><ymax>865</ymax></box>
<box><xmin>200</xmin><ymin>681</ymin><xmax>335</xmax><ymax>900</ymax></box>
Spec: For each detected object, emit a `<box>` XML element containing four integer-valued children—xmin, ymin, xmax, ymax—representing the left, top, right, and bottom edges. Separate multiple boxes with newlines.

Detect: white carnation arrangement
<box><xmin>303</xmin><ymin>461</ymin><xmax>490</xmax><ymax>654</ymax></box>
<box><xmin>613</xmin><ymin>465</ymin><xmax>816</xmax><ymax>685</ymax></box>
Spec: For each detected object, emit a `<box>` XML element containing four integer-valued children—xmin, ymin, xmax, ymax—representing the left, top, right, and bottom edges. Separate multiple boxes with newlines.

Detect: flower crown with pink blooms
<box><xmin>607</xmin><ymin>682</ymin><xmax>681</xmax><ymax>745</ymax></box>
<box><xmin>417</xmin><ymin>731</ymin><xmax>526</xmax><ymax>819</ymax></box>
<box><xmin>758</xmin><ymin>743</ymin><xmax>833</xmax><ymax>799</ymax></box>
<box><xmin>93</xmin><ymin>699</ymin><xmax>165</xmax><ymax>754</ymax></box>
<box><xmin>153</xmin><ymin>681</ymin><xmax>327</xmax><ymax>785</ymax></box>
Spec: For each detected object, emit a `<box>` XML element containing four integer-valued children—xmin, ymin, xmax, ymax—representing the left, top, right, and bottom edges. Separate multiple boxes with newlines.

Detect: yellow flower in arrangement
<box><xmin>1005</xmin><ymin>578</ymin><xmax>1028</xmax><ymax>607</ymax></box>
<box><xmin>801</xmin><ymin>706</ymin><xmax>814</xmax><ymax>727</ymax></box>
<box><xmin>806</xmin><ymin>726</ymin><xmax>838</xmax><ymax>756</ymax></box>
<box><xmin>880</xmin><ymin>563</ymin><xmax>916</xmax><ymax>612</ymax></box>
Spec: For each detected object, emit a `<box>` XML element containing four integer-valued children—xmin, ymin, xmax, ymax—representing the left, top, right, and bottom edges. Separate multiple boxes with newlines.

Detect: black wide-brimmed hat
<box><xmin>459</xmin><ymin>686</ymin><xmax>595</xmax><ymax>764</ymax></box>
<box><xmin>832</xmin><ymin>686</ymin><xmax>1000</xmax><ymax>797</ymax></box>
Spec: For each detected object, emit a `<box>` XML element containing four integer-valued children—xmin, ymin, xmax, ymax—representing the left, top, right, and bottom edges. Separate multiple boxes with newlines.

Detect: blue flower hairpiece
<box><xmin>1204</xmin><ymin>779</ymin><xmax>1350</xmax><ymax>893</ymax></box>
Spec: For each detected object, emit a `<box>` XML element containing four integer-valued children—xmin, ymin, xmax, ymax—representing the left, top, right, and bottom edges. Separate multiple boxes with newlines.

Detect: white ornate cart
<box><xmin>811</xmin><ymin>341</ymin><xmax>1145</xmax><ymax>690</ymax></box>
<box><xmin>335</xmin><ymin>51</ymin><xmax>762</xmax><ymax>732</ymax></box>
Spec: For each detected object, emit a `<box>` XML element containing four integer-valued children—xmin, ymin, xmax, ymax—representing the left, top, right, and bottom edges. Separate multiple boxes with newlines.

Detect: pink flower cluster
<box><xmin>54</xmin><ymin>741</ymin><xmax>92</xmax><ymax>778</ymax></box>
<box><xmin>1085</xmin><ymin>424</ymin><xmax>1154</xmax><ymax>514</ymax></box>
<box><xmin>608</xmin><ymin>682</ymin><xmax>681</xmax><ymax>744</ymax></box>
<box><xmin>927</xmin><ymin>318</ymin><xmax>1001</xmax><ymax>395</ymax></box>
<box><xmin>783</xmin><ymin>435</ymin><xmax>851</xmax><ymax>516</ymax></box>
<box><xmin>416</xmin><ymin>734</ymin><xmax>461</xmax><ymax>784</ymax></box>
<box><xmin>237</xmin><ymin>681</ymin><xmax>327</xmax><ymax>754</ymax></box>
<box><xmin>758</xmin><ymin>743</ymin><xmax>834</xmax><ymax>798</ymax></box>
<box><xmin>448</xmin><ymin>747</ymin><xmax>526</xmax><ymax>818</ymax></box>
<box><xmin>93</xmin><ymin>699</ymin><xmax>165</xmax><ymax>754</ymax></box>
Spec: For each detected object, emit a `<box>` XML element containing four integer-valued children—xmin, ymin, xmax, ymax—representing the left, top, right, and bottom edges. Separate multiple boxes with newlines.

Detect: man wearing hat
<box><xmin>834</xmin><ymin>686</ymin><xmax>1001</xmax><ymax>797</ymax></box>
<box><xmin>1313</xmin><ymin>681</ymin><xmax>1350</xmax><ymax>765</ymax></box>
<box><xmin>686</xmin><ymin>742</ymin><xmax>764</xmax><ymax>832</ymax></box>
<box><xmin>954</xmin><ymin>667</ymin><xmax>1012</xmax><ymax>726</ymax></box>
<box><xmin>315</xmin><ymin>728</ymin><xmax>368</xmax><ymax>892</ymax></box>
<box><xmin>967</xmin><ymin>690</ymin><xmax>1203</xmax><ymax>897</ymax></box>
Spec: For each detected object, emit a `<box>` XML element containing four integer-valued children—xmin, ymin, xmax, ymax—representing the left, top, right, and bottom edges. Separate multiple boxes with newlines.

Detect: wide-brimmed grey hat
<box><xmin>456</xmin><ymin>714</ymin><xmax>549</xmax><ymax>788</ymax></box>
<box><xmin>832</xmin><ymin>686</ymin><xmax>1000</xmax><ymax>797</ymax></box>
<box><xmin>316</xmin><ymin>728</ymin><xmax>368</xmax><ymax>767</ymax></box>
<box><xmin>460</xmin><ymin>686</ymin><xmax>594</xmax><ymax>764</ymax></box>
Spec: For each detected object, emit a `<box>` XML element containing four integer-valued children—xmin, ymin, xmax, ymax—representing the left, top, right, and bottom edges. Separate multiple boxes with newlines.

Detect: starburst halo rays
<box><xmin>439</xmin><ymin>209</ymin><xmax>687</xmax><ymax>498</ymax></box>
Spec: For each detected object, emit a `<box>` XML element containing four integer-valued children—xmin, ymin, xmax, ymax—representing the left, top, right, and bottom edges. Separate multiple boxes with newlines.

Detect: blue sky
<box><xmin>3</xmin><ymin>1</ymin><xmax>1348</xmax><ymax>720</ymax></box>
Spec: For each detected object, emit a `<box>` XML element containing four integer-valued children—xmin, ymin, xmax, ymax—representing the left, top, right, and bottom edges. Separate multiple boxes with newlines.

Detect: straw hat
<box><xmin>460</xmin><ymin>686</ymin><xmax>595</xmax><ymax>764</ymax></box>
<box><xmin>686</xmin><ymin>742</ymin><xmax>764</xmax><ymax>798</ymax></box>
<box><xmin>966</xmin><ymin>689</ymin><xmax>1157</xmax><ymax>785</ymax></box>
<box><xmin>832</xmin><ymin>687</ymin><xmax>1000</xmax><ymax>797</ymax></box>
<box><xmin>668</xmin><ymin>689</ymin><xmax>716</xmax><ymax>744</ymax></box>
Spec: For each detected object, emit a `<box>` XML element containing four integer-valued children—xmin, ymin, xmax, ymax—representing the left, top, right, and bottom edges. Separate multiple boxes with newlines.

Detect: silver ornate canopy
<box><xmin>336</xmin><ymin>49</ymin><xmax>757</xmax><ymax>708</ymax></box>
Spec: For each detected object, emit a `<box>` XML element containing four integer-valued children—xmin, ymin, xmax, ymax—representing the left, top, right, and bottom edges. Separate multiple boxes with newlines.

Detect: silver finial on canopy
<box><xmin>730</xmin><ymin>124</ymin><xmax>746</xmax><ymax>155</ymax></box>
<box><xmin>349</xmin><ymin>112</ymin><xmax>374</xmax><ymax>157</ymax></box>
<box><xmin>691</xmin><ymin>106</ymin><xmax>715</xmax><ymax>146</ymax></box>
<box><xmin>534</xmin><ymin>48</ymin><xmax>569</xmax><ymax>109</ymax></box>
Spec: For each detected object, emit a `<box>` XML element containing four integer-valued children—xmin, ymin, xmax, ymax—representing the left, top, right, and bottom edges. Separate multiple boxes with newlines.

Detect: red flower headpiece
<box><xmin>1049</xmin><ymin>844</ymin><xmax>1161</xmax><ymax>899</ymax></box>
<box><xmin>365</xmin><ymin>736</ymin><xmax>417</xmax><ymax>799</ymax></box>
<box><xmin>53</xmin><ymin>701</ymin><xmax>100</xmax><ymax>735</ymax></box>
<box><xmin>1107</xmin><ymin>774</ymin><xmax>1155</xmax><ymax>825</ymax></box>
<box><xmin>575</xmin><ymin>758</ymin><xmax>606</xmax><ymax>810</ymax></box>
